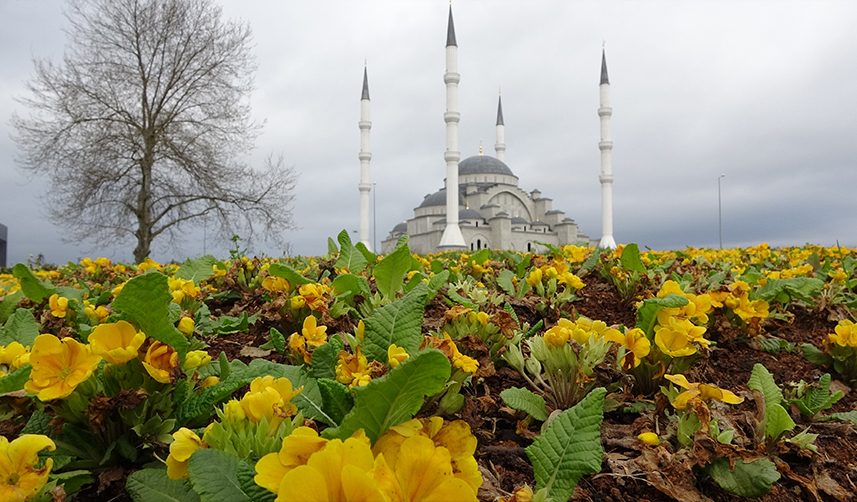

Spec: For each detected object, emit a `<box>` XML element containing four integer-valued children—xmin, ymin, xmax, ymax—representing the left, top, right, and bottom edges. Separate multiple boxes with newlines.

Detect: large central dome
<box><xmin>458</xmin><ymin>155</ymin><xmax>515</xmax><ymax>177</ymax></box>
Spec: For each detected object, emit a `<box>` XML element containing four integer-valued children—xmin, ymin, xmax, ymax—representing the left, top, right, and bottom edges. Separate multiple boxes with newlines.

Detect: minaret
<box><xmin>495</xmin><ymin>90</ymin><xmax>505</xmax><ymax>162</ymax></box>
<box><xmin>597</xmin><ymin>47</ymin><xmax>617</xmax><ymax>249</ymax></box>
<box><xmin>439</xmin><ymin>4</ymin><xmax>466</xmax><ymax>250</ymax></box>
<box><xmin>358</xmin><ymin>63</ymin><xmax>372</xmax><ymax>251</ymax></box>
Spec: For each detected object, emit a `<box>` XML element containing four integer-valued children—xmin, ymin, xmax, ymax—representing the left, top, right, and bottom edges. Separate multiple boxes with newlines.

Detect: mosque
<box><xmin>357</xmin><ymin>6</ymin><xmax>617</xmax><ymax>255</ymax></box>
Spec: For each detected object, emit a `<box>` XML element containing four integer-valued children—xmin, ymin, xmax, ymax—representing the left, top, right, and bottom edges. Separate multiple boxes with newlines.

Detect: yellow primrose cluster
<box><xmin>254</xmin><ymin>418</ymin><xmax>481</xmax><ymax>502</ymax></box>
<box><xmin>525</xmin><ymin>261</ymin><xmax>585</xmax><ymax>290</ymax></box>
<box><xmin>0</xmin><ymin>434</ymin><xmax>57</xmax><ymax>502</ymax></box>
<box><xmin>709</xmin><ymin>281</ymin><xmax>770</xmax><ymax>322</ymax></box>
<box><xmin>0</xmin><ymin>342</ymin><xmax>31</xmax><ymax>378</ymax></box>
<box><xmin>761</xmin><ymin>263</ymin><xmax>814</xmax><ymax>282</ymax></box>
<box><xmin>0</xmin><ymin>273</ymin><xmax>21</xmax><ymax>297</ymax></box>
<box><xmin>82</xmin><ymin>300</ymin><xmax>109</xmax><ymax>324</ymax></box>
<box><xmin>828</xmin><ymin>319</ymin><xmax>857</xmax><ymax>348</ymax></box>
<box><xmin>336</xmin><ymin>347</ymin><xmax>372</xmax><ymax>388</ymax></box>
<box><xmin>442</xmin><ymin>334</ymin><xmax>480</xmax><ymax>374</ymax></box>
<box><xmin>288</xmin><ymin>316</ymin><xmax>328</xmax><ymax>364</ymax></box>
<box><xmin>657</xmin><ymin>280</ymin><xmax>714</xmax><ymax>325</ymax></box>
<box><xmin>262</xmin><ymin>275</ymin><xmax>291</xmax><ymax>294</ymax></box>
<box><xmin>543</xmin><ymin>317</ymin><xmax>621</xmax><ymax>349</ymax></box>
<box><xmin>664</xmin><ymin>374</ymin><xmax>744</xmax><ymax>409</ymax></box>
<box><xmin>290</xmin><ymin>283</ymin><xmax>329</xmax><ymax>311</ymax></box>
<box><xmin>80</xmin><ymin>257</ymin><xmax>112</xmax><ymax>275</ymax></box>
<box><xmin>137</xmin><ymin>258</ymin><xmax>162</xmax><ymax>272</ymax></box>
<box><xmin>604</xmin><ymin>328</ymin><xmax>650</xmax><ymax>369</ymax></box>
<box><xmin>48</xmin><ymin>293</ymin><xmax>69</xmax><ymax>318</ymax></box>
<box><xmin>653</xmin><ymin>315</ymin><xmax>709</xmax><ymax>358</ymax></box>
<box><xmin>168</xmin><ymin>277</ymin><xmax>200</xmax><ymax>304</ymax></box>
<box><xmin>228</xmin><ymin>376</ymin><xmax>303</xmax><ymax>430</ymax></box>
<box><xmin>561</xmin><ymin>244</ymin><xmax>590</xmax><ymax>263</ymax></box>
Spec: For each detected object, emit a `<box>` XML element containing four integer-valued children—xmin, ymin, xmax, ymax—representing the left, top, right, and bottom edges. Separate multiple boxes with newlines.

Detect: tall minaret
<box><xmin>439</xmin><ymin>4</ymin><xmax>466</xmax><ymax>250</ymax></box>
<box><xmin>358</xmin><ymin>63</ymin><xmax>372</xmax><ymax>251</ymax></box>
<box><xmin>597</xmin><ymin>47</ymin><xmax>617</xmax><ymax>249</ymax></box>
<box><xmin>495</xmin><ymin>90</ymin><xmax>505</xmax><ymax>162</ymax></box>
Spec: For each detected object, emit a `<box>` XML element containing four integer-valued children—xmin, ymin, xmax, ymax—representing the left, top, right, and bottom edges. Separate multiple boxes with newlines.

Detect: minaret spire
<box><xmin>597</xmin><ymin>46</ymin><xmax>616</xmax><ymax>249</ymax></box>
<box><xmin>358</xmin><ymin>62</ymin><xmax>373</xmax><ymax>250</ymax></box>
<box><xmin>495</xmin><ymin>89</ymin><xmax>506</xmax><ymax>162</ymax></box>
<box><xmin>439</xmin><ymin>3</ymin><xmax>465</xmax><ymax>250</ymax></box>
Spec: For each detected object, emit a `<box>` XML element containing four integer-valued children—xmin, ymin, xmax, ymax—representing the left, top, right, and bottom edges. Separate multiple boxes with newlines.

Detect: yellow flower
<box><xmin>336</xmin><ymin>348</ymin><xmax>372</xmax><ymax>388</ymax></box>
<box><xmin>387</xmin><ymin>344</ymin><xmax>409</xmax><ymax>369</ymax></box>
<box><xmin>223</xmin><ymin>400</ymin><xmax>246</xmax><ymax>424</ymax></box>
<box><xmin>605</xmin><ymin>328</ymin><xmax>650</xmax><ymax>368</ymax></box>
<box><xmin>263</xmin><ymin>275</ymin><xmax>291</xmax><ymax>294</ymax></box>
<box><xmin>356</xmin><ymin>320</ymin><xmax>365</xmax><ymax>342</ymax></box>
<box><xmin>200</xmin><ymin>376</ymin><xmax>219</xmax><ymax>388</ymax></box>
<box><xmin>443</xmin><ymin>334</ymin><xmax>479</xmax><ymax>374</ymax></box>
<box><xmin>290</xmin><ymin>295</ymin><xmax>306</xmax><ymax>310</ymax></box>
<box><xmin>301</xmin><ymin>316</ymin><xmax>328</xmax><ymax>349</ymax></box>
<box><xmin>165</xmin><ymin>428</ymin><xmax>205</xmax><ymax>480</ymax></box>
<box><xmin>275</xmin><ymin>437</ymin><xmax>383</xmax><ymax>502</ymax></box>
<box><xmin>25</xmin><ymin>335</ymin><xmax>102</xmax><ymax>401</ymax></box>
<box><xmin>88</xmin><ymin>320</ymin><xmax>146</xmax><ymax>364</ymax></box>
<box><xmin>829</xmin><ymin>320</ymin><xmax>857</xmax><ymax>348</ymax></box>
<box><xmin>525</xmin><ymin>268</ymin><xmax>542</xmax><ymax>287</ymax></box>
<box><xmin>0</xmin><ymin>434</ymin><xmax>56</xmax><ymax>502</ymax></box>
<box><xmin>664</xmin><ymin>374</ymin><xmax>744</xmax><ymax>409</ymax></box>
<box><xmin>254</xmin><ymin>427</ymin><xmax>329</xmax><ymax>494</ymax></box>
<box><xmin>137</xmin><ymin>258</ymin><xmax>162</xmax><ymax>271</ymax></box>
<box><xmin>299</xmin><ymin>283</ymin><xmax>327</xmax><ymax>311</ymax></box>
<box><xmin>142</xmin><ymin>341</ymin><xmax>179</xmax><ymax>384</ymax></box>
<box><xmin>240</xmin><ymin>376</ymin><xmax>303</xmax><ymax>429</ymax></box>
<box><xmin>374</xmin><ymin>435</ymin><xmax>478</xmax><ymax>502</ymax></box>
<box><xmin>638</xmin><ymin>432</ymin><xmax>661</xmax><ymax>445</ymax></box>
<box><xmin>48</xmin><ymin>294</ymin><xmax>68</xmax><ymax>318</ymax></box>
<box><xmin>177</xmin><ymin>317</ymin><xmax>195</xmax><ymax>336</ymax></box>
<box><xmin>0</xmin><ymin>342</ymin><xmax>31</xmax><ymax>378</ymax></box>
<box><xmin>183</xmin><ymin>350</ymin><xmax>211</xmax><ymax>371</ymax></box>
<box><xmin>828</xmin><ymin>268</ymin><xmax>848</xmax><ymax>285</ymax></box>
<box><xmin>543</xmin><ymin>325</ymin><xmax>570</xmax><ymax>348</ymax></box>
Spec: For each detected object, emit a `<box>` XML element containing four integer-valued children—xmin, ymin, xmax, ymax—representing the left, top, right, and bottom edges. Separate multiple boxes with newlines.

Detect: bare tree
<box><xmin>13</xmin><ymin>0</ymin><xmax>296</xmax><ymax>263</ymax></box>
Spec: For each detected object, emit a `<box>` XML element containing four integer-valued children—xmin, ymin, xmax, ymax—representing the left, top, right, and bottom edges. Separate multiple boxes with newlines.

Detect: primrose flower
<box><xmin>0</xmin><ymin>342</ymin><xmax>31</xmax><ymax>378</ymax></box>
<box><xmin>638</xmin><ymin>432</ymin><xmax>661</xmax><ymax>446</ymax></box>
<box><xmin>733</xmin><ymin>296</ymin><xmax>769</xmax><ymax>322</ymax></box>
<box><xmin>88</xmin><ymin>320</ymin><xmax>146</xmax><ymax>364</ymax></box>
<box><xmin>183</xmin><ymin>350</ymin><xmax>212</xmax><ymax>371</ymax></box>
<box><xmin>301</xmin><ymin>316</ymin><xmax>328</xmax><ymax>349</ymax></box>
<box><xmin>0</xmin><ymin>434</ymin><xmax>56</xmax><ymax>502</ymax></box>
<box><xmin>298</xmin><ymin>283</ymin><xmax>327</xmax><ymax>311</ymax></box>
<box><xmin>25</xmin><ymin>335</ymin><xmax>102</xmax><ymax>401</ymax></box>
<box><xmin>262</xmin><ymin>275</ymin><xmax>291</xmax><ymax>294</ymax></box>
<box><xmin>48</xmin><ymin>294</ymin><xmax>68</xmax><ymax>318</ymax></box>
<box><xmin>443</xmin><ymin>334</ymin><xmax>479</xmax><ymax>374</ymax></box>
<box><xmin>142</xmin><ymin>341</ymin><xmax>179</xmax><ymax>384</ymax></box>
<box><xmin>336</xmin><ymin>348</ymin><xmax>372</xmax><ymax>388</ymax></box>
<box><xmin>240</xmin><ymin>376</ymin><xmax>303</xmax><ymax>429</ymax></box>
<box><xmin>664</xmin><ymin>374</ymin><xmax>744</xmax><ymax>409</ymax></box>
<box><xmin>165</xmin><ymin>428</ymin><xmax>205</xmax><ymax>480</ymax></box>
<box><xmin>290</xmin><ymin>295</ymin><xmax>306</xmax><ymax>310</ymax></box>
<box><xmin>525</xmin><ymin>268</ymin><xmax>542</xmax><ymax>287</ymax></box>
<box><xmin>254</xmin><ymin>427</ymin><xmax>329</xmax><ymax>494</ymax></box>
<box><xmin>177</xmin><ymin>317</ymin><xmax>195</xmax><ymax>336</ymax></box>
<box><xmin>829</xmin><ymin>268</ymin><xmax>848</xmax><ymax>285</ymax></box>
<box><xmin>387</xmin><ymin>344</ymin><xmax>409</xmax><ymax>368</ymax></box>
<box><xmin>356</xmin><ymin>320</ymin><xmax>365</xmax><ymax>342</ymax></box>
<box><xmin>605</xmin><ymin>328</ymin><xmax>650</xmax><ymax>368</ymax></box>
<box><xmin>828</xmin><ymin>320</ymin><xmax>857</xmax><ymax>348</ymax></box>
<box><xmin>543</xmin><ymin>324</ymin><xmax>570</xmax><ymax>348</ymax></box>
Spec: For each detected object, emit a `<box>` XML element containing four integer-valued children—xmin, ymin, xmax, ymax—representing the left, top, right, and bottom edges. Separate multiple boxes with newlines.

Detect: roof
<box><xmin>496</xmin><ymin>95</ymin><xmax>504</xmax><ymax>126</ymax></box>
<box><xmin>446</xmin><ymin>6</ymin><xmax>457</xmax><ymax>47</ymax></box>
<box><xmin>459</xmin><ymin>209</ymin><xmax>482</xmax><ymax>221</ymax></box>
<box><xmin>511</xmin><ymin>216</ymin><xmax>528</xmax><ymax>224</ymax></box>
<box><xmin>600</xmin><ymin>49</ymin><xmax>609</xmax><ymax>85</ymax></box>
<box><xmin>362</xmin><ymin>66</ymin><xmax>370</xmax><ymax>100</ymax></box>
<box><xmin>459</xmin><ymin>155</ymin><xmax>514</xmax><ymax>177</ymax></box>
<box><xmin>531</xmin><ymin>220</ymin><xmax>549</xmax><ymax>226</ymax></box>
<box><xmin>392</xmin><ymin>222</ymin><xmax>407</xmax><ymax>233</ymax></box>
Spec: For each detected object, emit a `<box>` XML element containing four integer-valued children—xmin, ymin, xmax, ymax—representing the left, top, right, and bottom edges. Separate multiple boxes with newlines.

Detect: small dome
<box><xmin>511</xmin><ymin>216</ymin><xmax>528</xmax><ymax>225</ymax></box>
<box><xmin>531</xmin><ymin>220</ymin><xmax>549</xmax><ymax>227</ymax></box>
<box><xmin>392</xmin><ymin>222</ymin><xmax>407</xmax><ymax>233</ymax></box>
<box><xmin>459</xmin><ymin>155</ymin><xmax>515</xmax><ymax>177</ymax></box>
<box><xmin>418</xmin><ymin>188</ymin><xmax>446</xmax><ymax>208</ymax></box>
<box><xmin>459</xmin><ymin>209</ymin><xmax>482</xmax><ymax>221</ymax></box>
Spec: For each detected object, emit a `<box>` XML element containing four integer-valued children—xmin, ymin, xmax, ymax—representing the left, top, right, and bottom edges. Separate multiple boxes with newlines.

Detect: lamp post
<box><xmin>718</xmin><ymin>174</ymin><xmax>726</xmax><ymax>249</ymax></box>
<box><xmin>373</xmin><ymin>182</ymin><xmax>377</xmax><ymax>252</ymax></box>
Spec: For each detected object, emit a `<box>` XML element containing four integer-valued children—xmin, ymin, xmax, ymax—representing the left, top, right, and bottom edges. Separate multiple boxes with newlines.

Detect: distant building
<box><xmin>0</xmin><ymin>223</ymin><xmax>7</xmax><ymax>268</ymax></box>
<box><xmin>365</xmin><ymin>6</ymin><xmax>615</xmax><ymax>254</ymax></box>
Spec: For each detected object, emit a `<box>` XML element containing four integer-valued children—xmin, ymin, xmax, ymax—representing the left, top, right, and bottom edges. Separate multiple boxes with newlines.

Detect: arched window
<box><xmin>470</xmin><ymin>243</ymin><xmax>474</xmax><ymax>251</ymax></box>
<box><xmin>527</xmin><ymin>242</ymin><xmax>532</xmax><ymax>252</ymax></box>
<box><xmin>475</xmin><ymin>222</ymin><xmax>478</xmax><ymax>227</ymax></box>
<box><xmin>477</xmin><ymin>239</ymin><xmax>481</xmax><ymax>249</ymax></box>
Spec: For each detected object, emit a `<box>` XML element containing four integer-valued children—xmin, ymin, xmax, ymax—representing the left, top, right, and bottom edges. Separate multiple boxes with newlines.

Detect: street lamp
<box><xmin>372</xmin><ymin>182</ymin><xmax>377</xmax><ymax>252</ymax></box>
<box><xmin>718</xmin><ymin>174</ymin><xmax>726</xmax><ymax>249</ymax></box>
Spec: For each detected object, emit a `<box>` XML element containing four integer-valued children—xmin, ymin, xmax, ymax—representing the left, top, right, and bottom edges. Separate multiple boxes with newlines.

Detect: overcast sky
<box><xmin>2</xmin><ymin>0</ymin><xmax>856</xmax><ymax>266</ymax></box>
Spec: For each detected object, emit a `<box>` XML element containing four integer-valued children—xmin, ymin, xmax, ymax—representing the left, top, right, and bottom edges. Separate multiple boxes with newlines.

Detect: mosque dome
<box><xmin>459</xmin><ymin>155</ymin><xmax>515</xmax><ymax>177</ymax></box>
<box><xmin>392</xmin><ymin>222</ymin><xmax>407</xmax><ymax>233</ymax></box>
<box><xmin>459</xmin><ymin>208</ymin><xmax>482</xmax><ymax>221</ymax></box>
<box><xmin>418</xmin><ymin>188</ymin><xmax>447</xmax><ymax>208</ymax></box>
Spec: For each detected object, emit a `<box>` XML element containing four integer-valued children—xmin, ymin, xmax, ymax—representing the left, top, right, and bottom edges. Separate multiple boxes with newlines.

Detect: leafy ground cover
<box><xmin>1</xmin><ymin>235</ymin><xmax>856</xmax><ymax>501</ymax></box>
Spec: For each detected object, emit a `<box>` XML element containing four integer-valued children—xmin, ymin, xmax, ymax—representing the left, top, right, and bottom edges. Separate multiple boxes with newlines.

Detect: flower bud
<box><xmin>177</xmin><ymin>317</ymin><xmax>195</xmax><ymax>336</ymax></box>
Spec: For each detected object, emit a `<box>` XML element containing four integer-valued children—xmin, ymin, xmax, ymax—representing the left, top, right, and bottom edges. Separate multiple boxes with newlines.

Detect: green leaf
<box><xmin>747</xmin><ymin>363</ymin><xmax>785</xmax><ymax>408</ymax></box>
<box><xmin>269</xmin><ymin>328</ymin><xmax>286</xmax><ymax>354</ymax></box>
<box><xmin>0</xmin><ymin>290</ymin><xmax>24</xmax><ymax>324</ymax></box>
<box><xmin>374</xmin><ymin>237</ymin><xmax>416</xmax><ymax>299</ymax></box>
<box><xmin>705</xmin><ymin>457</ymin><xmax>779</xmax><ymax>498</ymax></box>
<box><xmin>752</xmin><ymin>277</ymin><xmax>825</xmax><ymax>303</ymax></box>
<box><xmin>21</xmin><ymin>409</ymin><xmax>53</xmax><ymax>435</ymax></box>
<box><xmin>355</xmin><ymin>241</ymin><xmax>377</xmax><ymax>267</ymax></box>
<box><xmin>800</xmin><ymin>343</ymin><xmax>831</xmax><ymax>365</ymax></box>
<box><xmin>0</xmin><ymin>308</ymin><xmax>40</xmax><ymax>347</ymax></box>
<box><xmin>0</xmin><ymin>364</ymin><xmax>31</xmax><ymax>395</ymax></box>
<box><xmin>113</xmin><ymin>273</ymin><xmax>188</xmax><ymax>359</ymax></box>
<box><xmin>526</xmin><ymin>388</ymin><xmax>606</xmax><ymax>502</ymax></box>
<box><xmin>765</xmin><ymin>405</ymin><xmax>796</xmax><ymax>441</ymax></box>
<box><xmin>469</xmin><ymin>248</ymin><xmax>491</xmax><ymax>266</ymax></box>
<box><xmin>818</xmin><ymin>410</ymin><xmax>857</xmax><ymax>424</ymax></box>
<box><xmin>186</xmin><ymin>449</ymin><xmax>249</xmax><ymax>502</ymax></box>
<box><xmin>447</xmin><ymin>289</ymin><xmax>476</xmax><ymax>309</ymax></box>
<box><xmin>334</xmin><ymin>230</ymin><xmax>368</xmax><ymax>274</ymax></box>
<box><xmin>792</xmin><ymin>374</ymin><xmax>842</xmax><ymax>417</ymax></box>
<box><xmin>322</xmin><ymin>349</ymin><xmax>451</xmax><ymax>443</ymax></box>
<box><xmin>620</xmin><ymin>243</ymin><xmax>646</xmax><ymax>273</ymax></box>
<box><xmin>497</xmin><ymin>269</ymin><xmax>517</xmax><ymax>296</ymax></box>
<box><xmin>425</xmin><ymin>270</ymin><xmax>450</xmax><ymax>300</ymax></box>
<box><xmin>500</xmin><ymin>387</ymin><xmax>549</xmax><ymax>421</ymax></box>
<box><xmin>317</xmin><ymin>378</ymin><xmax>354</xmax><ymax>425</ymax></box>
<box><xmin>331</xmin><ymin>273</ymin><xmax>371</xmax><ymax>300</ymax></box>
<box><xmin>236</xmin><ymin>460</ymin><xmax>275</xmax><ymax>502</ymax></box>
<box><xmin>328</xmin><ymin>237</ymin><xmax>339</xmax><ymax>255</ymax></box>
<box><xmin>362</xmin><ymin>283</ymin><xmax>427</xmax><ymax>362</ymax></box>
<box><xmin>175</xmin><ymin>255</ymin><xmax>218</xmax><ymax>283</ymax></box>
<box><xmin>126</xmin><ymin>468</ymin><xmax>200</xmax><ymax>502</ymax></box>
<box><xmin>12</xmin><ymin>264</ymin><xmax>55</xmax><ymax>302</ymax></box>
<box><xmin>267</xmin><ymin>263</ymin><xmax>313</xmax><ymax>286</ymax></box>
<box><xmin>310</xmin><ymin>336</ymin><xmax>344</xmax><ymax>380</ymax></box>
<box><xmin>635</xmin><ymin>294</ymin><xmax>689</xmax><ymax>337</ymax></box>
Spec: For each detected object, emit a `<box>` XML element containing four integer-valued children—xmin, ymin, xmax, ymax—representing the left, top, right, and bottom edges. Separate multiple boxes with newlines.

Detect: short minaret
<box><xmin>358</xmin><ymin>63</ymin><xmax>372</xmax><ymax>251</ymax></box>
<box><xmin>495</xmin><ymin>90</ymin><xmax>505</xmax><ymax>162</ymax></box>
<box><xmin>439</xmin><ymin>5</ymin><xmax>466</xmax><ymax>250</ymax></box>
<box><xmin>597</xmin><ymin>47</ymin><xmax>617</xmax><ymax>249</ymax></box>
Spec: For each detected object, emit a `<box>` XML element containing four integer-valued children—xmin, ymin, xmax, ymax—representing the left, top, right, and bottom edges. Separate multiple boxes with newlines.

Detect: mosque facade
<box><xmin>360</xmin><ymin>6</ymin><xmax>614</xmax><ymax>255</ymax></box>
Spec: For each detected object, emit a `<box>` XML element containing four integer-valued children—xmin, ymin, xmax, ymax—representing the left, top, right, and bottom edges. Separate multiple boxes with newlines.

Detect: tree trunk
<box><xmin>134</xmin><ymin>140</ymin><xmax>155</xmax><ymax>264</ymax></box>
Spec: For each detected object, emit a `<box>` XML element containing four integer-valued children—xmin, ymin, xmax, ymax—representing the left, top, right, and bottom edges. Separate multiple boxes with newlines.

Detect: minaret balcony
<box><xmin>358</xmin><ymin>182</ymin><xmax>372</xmax><ymax>192</ymax></box>
<box><xmin>598</xmin><ymin>140</ymin><xmax>613</xmax><ymax>150</ymax></box>
<box><xmin>358</xmin><ymin>152</ymin><xmax>372</xmax><ymax>161</ymax></box>
<box><xmin>444</xmin><ymin>150</ymin><xmax>461</xmax><ymax>163</ymax></box>
<box><xmin>444</xmin><ymin>111</ymin><xmax>460</xmax><ymax>123</ymax></box>
<box><xmin>598</xmin><ymin>107</ymin><xmax>613</xmax><ymax>117</ymax></box>
<box><xmin>599</xmin><ymin>173</ymin><xmax>614</xmax><ymax>184</ymax></box>
<box><xmin>359</xmin><ymin>120</ymin><xmax>372</xmax><ymax>129</ymax></box>
<box><xmin>444</xmin><ymin>72</ymin><xmax>460</xmax><ymax>84</ymax></box>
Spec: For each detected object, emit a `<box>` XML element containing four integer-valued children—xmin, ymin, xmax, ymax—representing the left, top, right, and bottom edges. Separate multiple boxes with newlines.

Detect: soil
<box><xmin>52</xmin><ymin>273</ymin><xmax>857</xmax><ymax>501</ymax></box>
